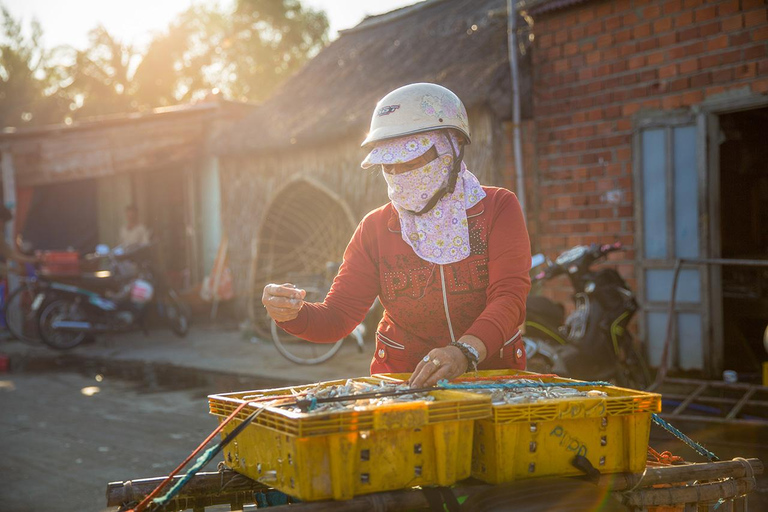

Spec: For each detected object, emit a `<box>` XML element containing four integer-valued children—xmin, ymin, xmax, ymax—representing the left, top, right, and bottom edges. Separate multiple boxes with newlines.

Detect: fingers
<box><xmin>409</xmin><ymin>346</ymin><xmax>468</xmax><ymax>388</ymax></box>
<box><xmin>262</xmin><ymin>283</ymin><xmax>306</xmax><ymax>322</ymax></box>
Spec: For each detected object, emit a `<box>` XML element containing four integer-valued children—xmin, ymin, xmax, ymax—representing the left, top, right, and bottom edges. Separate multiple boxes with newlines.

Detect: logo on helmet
<box><xmin>377</xmin><ymin>104</ymin><xmax>400</xmax><ymax>116</ymax></box>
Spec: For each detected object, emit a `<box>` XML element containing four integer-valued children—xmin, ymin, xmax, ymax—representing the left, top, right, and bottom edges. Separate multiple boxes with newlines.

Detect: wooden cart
<box><xmin>107</xmin><ymin>457</ymin><xmax>763</xmax><ymax>512</ymax></box>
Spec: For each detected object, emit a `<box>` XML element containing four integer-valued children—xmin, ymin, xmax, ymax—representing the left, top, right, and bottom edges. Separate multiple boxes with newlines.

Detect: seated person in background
<box><xmin>119</xmin><ymin>204</ymin><xmax>151</xmax><ymax>249</ymax></box>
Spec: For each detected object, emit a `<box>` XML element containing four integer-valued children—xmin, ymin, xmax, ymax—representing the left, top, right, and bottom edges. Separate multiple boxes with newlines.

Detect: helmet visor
<box><xmin>361</xmin><ymin>132</ymin><xmax>439</xmax><ymax>169</ymax></box>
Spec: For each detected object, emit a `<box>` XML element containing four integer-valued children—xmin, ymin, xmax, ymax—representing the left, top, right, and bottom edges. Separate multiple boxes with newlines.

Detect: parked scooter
<box><xmin>523</xmin><ymin>242</ymin><xmax>652</xmax><ymax>389</ymax></box>
<box><xmin>32</xmin><ymin>244</ymin><xmax>190</xmax><ymax>350</ymax></box>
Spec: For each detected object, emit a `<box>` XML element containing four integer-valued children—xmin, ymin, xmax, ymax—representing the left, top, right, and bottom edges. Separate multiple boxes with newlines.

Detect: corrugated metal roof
<box><xmin>517</xmin><ymin>0</ymin><xmax>592</xmax><ymax>15</ymax></box>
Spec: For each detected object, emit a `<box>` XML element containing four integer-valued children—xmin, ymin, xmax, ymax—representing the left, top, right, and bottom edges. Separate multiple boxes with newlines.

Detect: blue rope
<box><xmin>651</xmin><ymin>413</ymin><xmax>719</xmax><ymax>462</ymax></box>
<box><xmin>437</xmin><ymin>379</ymin><xmax>614</xmax><ymax>389</ymax></box>
<box><xmin>150</xmin><ymin>407</ymin><xmax>264</xmax><ymax>510</ymax></box>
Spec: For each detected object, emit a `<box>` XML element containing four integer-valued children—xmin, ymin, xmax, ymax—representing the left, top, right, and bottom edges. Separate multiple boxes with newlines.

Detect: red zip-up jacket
<box><xmin>278</xmin><ymin>186</ymin><xmax>532</xmax><ymax>375</ymax></box>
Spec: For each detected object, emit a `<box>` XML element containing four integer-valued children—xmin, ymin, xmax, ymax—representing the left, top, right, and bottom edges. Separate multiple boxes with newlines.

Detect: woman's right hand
<box><xmin>262</xmin><ymin>283</ymin><xmax>306</xmax><ymax>322</ymax></box>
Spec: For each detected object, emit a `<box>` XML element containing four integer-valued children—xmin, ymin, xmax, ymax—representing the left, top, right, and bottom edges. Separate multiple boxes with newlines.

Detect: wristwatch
<box><xmin>450</xmin><ymin>341</ymin><xmax>480</xmax><ymax>372</ymax></box>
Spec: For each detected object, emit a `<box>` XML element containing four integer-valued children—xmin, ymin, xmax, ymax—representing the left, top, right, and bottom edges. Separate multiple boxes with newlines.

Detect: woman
<box><xmin>262</xmin><ymin>83</ymin><xmax>531</xmax><ymax>387</ymax></box>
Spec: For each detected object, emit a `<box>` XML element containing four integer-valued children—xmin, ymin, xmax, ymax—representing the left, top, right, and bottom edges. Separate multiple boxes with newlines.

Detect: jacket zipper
<box><xmin>439</xmin><ymin>265</ymin><xmax>457</xmax><ymax>343</ymax></box>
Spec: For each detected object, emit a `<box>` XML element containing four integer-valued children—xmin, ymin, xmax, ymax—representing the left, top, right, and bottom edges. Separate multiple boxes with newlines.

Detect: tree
<box><xmin>0</xmin><ymin>6</ymin><xmax>69</xmax><ymax>129</ymax></box>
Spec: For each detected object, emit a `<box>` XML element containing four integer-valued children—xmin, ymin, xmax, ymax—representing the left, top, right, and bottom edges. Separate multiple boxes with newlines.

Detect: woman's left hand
<box><xmin>409</xmin><ymin>345</ymin><xmax>468</xmax><ymax>388</ymax></box>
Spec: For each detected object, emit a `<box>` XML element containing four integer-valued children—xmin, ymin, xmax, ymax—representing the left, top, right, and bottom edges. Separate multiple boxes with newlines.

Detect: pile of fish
<box><xmin>468</xmin><ymin>379</ymin><xmax>608</xmax><ymax>406</ymax></box>
<box><xmin>282</xmin><ymin>380</ymin><xmax>435</xmax><ymax>414</ymax></box>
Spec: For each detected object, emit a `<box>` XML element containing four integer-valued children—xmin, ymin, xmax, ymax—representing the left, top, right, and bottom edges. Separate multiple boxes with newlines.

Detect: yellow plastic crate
<box><xmin>208</xmin><ymin>377</ymin><xmax>491</xmax><ymax>501</ymax></box>
<box><xmin>376</xmin><ymin>370</ymin><xmax>661</xmax><ymax>484</ymax></box>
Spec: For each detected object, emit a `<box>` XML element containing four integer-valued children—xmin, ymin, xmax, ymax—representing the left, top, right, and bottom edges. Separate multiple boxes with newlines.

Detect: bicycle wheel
<box><xmin>271</xmin><ymin>319</ymin><xmax>345</xmax><ymax>365</ymax></box>
<box><xmin>38</xmin><ymin>298</ymin><xmax>87</xmax><ymax>350</ymax></box>
<box><xmin>4</xmin><ymin>284</ymin><xmax>41</xmax><ymax>343</ymax></box>
<box><xmin>159</xmin><ymin>290</ymin><xmax>190</xmax><ymax>338</ymax></box>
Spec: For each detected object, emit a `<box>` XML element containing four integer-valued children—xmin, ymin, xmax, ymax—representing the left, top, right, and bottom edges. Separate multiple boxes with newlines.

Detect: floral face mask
<box><xmin>383</xmin><ymin>134</ymin><xmax>485</xmax><ymax>264</ymax></box>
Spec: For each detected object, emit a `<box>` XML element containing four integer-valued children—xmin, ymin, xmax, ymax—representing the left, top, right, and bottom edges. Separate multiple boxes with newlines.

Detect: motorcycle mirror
<box><xmin>531</xmin><ymin>254</ymin><xmax>546</xmax><ymax>269</ymax></box>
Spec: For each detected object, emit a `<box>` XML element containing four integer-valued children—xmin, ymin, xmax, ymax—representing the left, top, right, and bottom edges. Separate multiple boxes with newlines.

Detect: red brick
<box><xmin>721</xmin><ymin>14</ymin><xmax>744</xmax><ymax>32</ymax></box>
<box><xmin>658</xmin><ymin>33</ymin><xmax>677</xmax><ymax>46</ymax></box>
<box><xmin>655</xmin><ymin>17</ymin><xmax>674</xmax><ymax>33</ymax></box>
<box><xmin>706</xmin><ymin>34</ymin><xmax>729</xmax><ymax>52</ymax></box>
<box><xmin>603</xmin><ymin>47</ymin><xmax>619</xmax><ymax>61</ymax></box>
<box><xmin>622</xmin><ymin>103</ymin><xmax>641</xmax><ymax>116</ymax></box>
<box><xmin>615</xmin><ymin>28</ymin><xmax>633</xmax><ymax>44</ymax></box>
<box><xmin>758</xmin><ymin>58</ymin><xmax>768</xmax><ymax>74</ymax></box>
<box><xmin>620</xmin><ymin>42</ymin><xmax>637</xmax><ymax>57</ymax></box>
<box><xmin>662</xmin><ymin>0</ymin><xmax>682</xmax><ymax>14</ymax></box>
<box><xmin>753</xmin><ymin>26</ymin><xmax>768</xmax><ymax>42</ymax></box>
<box><xmin>694</xmin><ymin>5</ymin><xmax>717</xmax><ymax>22</ymax></box>
<box><xmin>674</xmin><ymin>10</ymin><xmax>694</xmax><ymax>28</ymax></box>
<box><xmin>735</xmin><ymin>62</ymin><xmax>757</xmax><ymax>79</ymax></box>
<box><xmin>622</xmin><ymin>12</ymin><xmax>640</xmax><ymax>26</ymax></box>
<box><xmin>555</xmin><ymin>30</ymin><xmax>568</xmax><ymax>44</ymax></box>
<box><xmin>677</xmin><ymin>27</ymin><xmax>699</xmax><ymax>42</ymax></box>
<box><xmin>633</xmin><ymin>23</ymin><xmax>652</xmax><ymax>38</ymax></box>
<box><xmin>586</xmin><ymin>20</ymin><xmax>603</xmax><ymax>36</ymax></box>
<box><xmin>745</xmin><ymin>9</ymin><xmax>767</xmax><ymax>27</ymax></box>
<box><xmin>596</xmin><ymin>2</ymin><xmax>614</xmax><ymax>17</ymax></box>
<box><xmin>699</xmin><ymin>22</ymin><xmax>721</xmax><ymax>38</ymax></box>
<box><xmin>712</xmin><ymin>68</ymin><xmax>734</xmax><ymax>83</ymax></box>
<box><xmin>597</xmin><ymin>34</ymin><xmax>614</xmax><ymax>48</ymax></box>
<box><xmin>699</xmin><ymin>54</ymin><xmax>720</xmax><ymax>68</ymax></box>
<box><xmin>668</xmin><ymin>77</ymin><xmax>690</xmax><ymax>91</ymax></box>
<box><xmin>636</xmin><ymin>38</ymin><xmax>659</xmax><ymax>52</ymax></box>
<box><xmin>642</xmin><ymin>5</ymin><xmax>662</xmax><ymax>18</ymax></box>
<box><xmin>659</xmin><ymin>63</ymin><xmax>677</xmax><ymax>79</ymax></box>
<box><xmin>718</xmin><ymin>0</ymin><xmax>740</xmax><ymax>15</ymax></box>
<box><xmin>689</xmin><ymin>71</ymin><xmax>712</xmax><ymax>87</ymax></box>
<box><xmin>721</xmin><ymin>49</ymin><xmax>742</xmax><ymax>65</ymax></box>
<box><xmin>570</xmin><ymin>25</ymin><xmax>586</xmax><ymax>40</ymax></box>
<box><xmin>605</xmin><ymin>15</ymin><xmax>622</xmax><ymax>31</ymax></box>
<box><xmin>681</xmin><ymin>90</ymin><xmax>704</xmax><ymax>105</ymax></box>
<box><xmin>743</xmin><ymin>0</ymin><xmax>767</xmax><ymax>8</ymax></box>
<box><xmin>752</xmin><ymin>78</ymin><xmax>768</xmax><ymax>94</ymax></box>
<box><xmin>629</xmin><ymin>55</ymin><xmax>646</xmax><ymax>69</ymax></box>
<box><xmin>647</xmin><ymin>50</ymin><xmax>666</xmax><ymax>66</ymax></box>
<box><xmin>564</xmin><ymin>42</ymin><xmax>578</xmax><ymax>56</ymax></box>
<box><xmin>586</xmin><ymin>51</ymin><xmax>601</xmax><ymax>65</ymax></box>
<box><xmin>662</xmin><ymin>94</ymin><xmax>683</xmax><ymax>109</ymax></box>
<box><xmin>745</xmin><ymin>44</ymin><xmax>767</xmax><ymax>60</ymax></box>
<box><xmin>610</xmin><ymin>60</ymin><xmax>628</xmax><ymax>73</ymax></box>
<box><xmin>577</xmin><ymin>7</ymin><xmax>595</xmax><ymax>24</ymax></box>
<box><xmin>729</xmin><ymin>32</ymin><xmax>751</xmax><ymax>46</ymax></box>
<box><xmin>679</xmin><ymin>58</ymin><xmax>699</xmax><ymax>74</ymax></box>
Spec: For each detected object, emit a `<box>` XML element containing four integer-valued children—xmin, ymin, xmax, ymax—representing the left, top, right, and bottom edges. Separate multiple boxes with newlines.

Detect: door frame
<box><xmin>700</xmin><ymin>93</ymin><xmax>768</xmax><ymax>377</ymax></box>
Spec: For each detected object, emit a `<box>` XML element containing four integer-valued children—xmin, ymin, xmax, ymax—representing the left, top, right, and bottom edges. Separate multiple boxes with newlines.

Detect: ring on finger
<box><xmin>423</xmin><ymin>355</ymin><xmax>431</xmax><ymax>363</ymax></box>
<box><xmin>431</xmin><ymin>358</ymin><xmax>441</xmax><ymax>367</ymax></box>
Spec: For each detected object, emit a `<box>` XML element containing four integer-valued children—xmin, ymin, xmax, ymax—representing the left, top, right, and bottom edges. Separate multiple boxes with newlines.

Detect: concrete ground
<box><xmin>0</xmin><ymin>323</ymin><xmax>375</xmax><ymax>388</ymax></box>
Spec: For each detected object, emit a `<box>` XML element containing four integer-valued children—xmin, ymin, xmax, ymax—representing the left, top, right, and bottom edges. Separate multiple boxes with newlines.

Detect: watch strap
<box><xmin>450</xmin><ymin>341</ymin><xmax>479</xmax><ymax>372</ymax></box>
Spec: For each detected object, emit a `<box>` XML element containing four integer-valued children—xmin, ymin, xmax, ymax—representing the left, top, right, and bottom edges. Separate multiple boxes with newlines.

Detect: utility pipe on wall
<box><xmin>507</xmin><ymin>0</ymin><xmax>527</xmax><ymax>215</ymax></box>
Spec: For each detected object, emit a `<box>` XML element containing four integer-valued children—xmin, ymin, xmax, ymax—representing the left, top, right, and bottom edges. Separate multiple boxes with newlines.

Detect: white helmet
<box><xmin>361</xmin><ymin>83</ymin><xmax>471</xmax><ymax>148</ymax></box>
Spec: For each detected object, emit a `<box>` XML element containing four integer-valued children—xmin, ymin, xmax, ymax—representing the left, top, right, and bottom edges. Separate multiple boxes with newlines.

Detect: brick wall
<box><xmin>530</xmin><ymin>0</ymin><xmax>768</xmax><ymax>305</ymax></box>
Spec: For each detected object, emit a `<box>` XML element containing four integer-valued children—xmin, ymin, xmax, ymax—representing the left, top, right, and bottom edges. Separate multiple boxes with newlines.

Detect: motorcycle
<box><xmin>523</xmin><ymin>242</ymin><xmax>652</xmax><ymax>389</ymax></box>
<box><xmin>32</xmin><ymin>244</ymin><xmax>190</xmax><ymax>350</ymax></box>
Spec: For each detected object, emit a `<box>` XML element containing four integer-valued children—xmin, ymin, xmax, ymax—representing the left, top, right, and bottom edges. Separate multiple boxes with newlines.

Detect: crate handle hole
<box><xmin>360</xmin><ymin>449</ymin><xmax>370</xmax><ymax>462</ymax></box>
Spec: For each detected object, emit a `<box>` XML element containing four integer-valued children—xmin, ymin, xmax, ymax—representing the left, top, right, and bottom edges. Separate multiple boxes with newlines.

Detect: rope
<box><xmin>437</xmin><ymin>379</ymin><xmax>614</xmax><ymax>390</ymax></box>
<box><xmin>449</xmin><ymin>374</ymin><xmax>560</xmax><ymax>383</ymax></box>
<box><xmin>127</xmin><ymin>401</ymin><xmax>250</xmax><ymax>512</ymax></box>
<box><xmin>647</xmin><ymin>446</ymin><xmax>685</xmax><ymax>465</ymax></box>
<box><xmin>651</xmin><ymin>413</ymin><xmax>719</xmax><ymax>462</ymax></box>
<box><xmin>148</xmin><ymin>405</ymin><xmax>269</xmax><ymax>510</ymax></box>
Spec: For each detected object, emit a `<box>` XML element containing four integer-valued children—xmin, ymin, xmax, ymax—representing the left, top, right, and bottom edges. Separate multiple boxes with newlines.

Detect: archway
<box><xmin>250</xmin><ymin>176</ymin><xmax>358</xmax><ymax>331</ymax></box>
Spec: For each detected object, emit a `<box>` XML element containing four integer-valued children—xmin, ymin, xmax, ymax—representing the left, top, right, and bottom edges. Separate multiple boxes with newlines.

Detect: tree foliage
<box><xmin>0</xmin><ymin>6</ymin><xmax>69</xmax><ymax>128</ymax></box>
<box><xmin>0</xmin><ymin>0</ymin><xmax>329</xmax><ymax>128</ymax></box>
